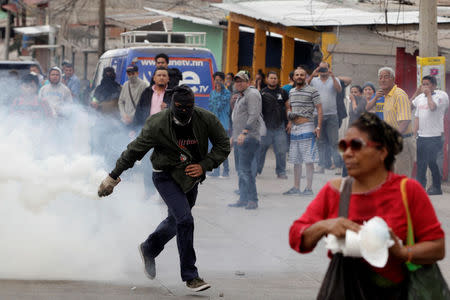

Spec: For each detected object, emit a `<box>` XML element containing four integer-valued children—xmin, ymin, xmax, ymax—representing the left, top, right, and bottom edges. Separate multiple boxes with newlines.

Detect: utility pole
<box><xmin>98</xmin><ymin>0</ymin><xmax>105</xmax><ymax>57</ymax></box>
<box><xmin>419</xmin><ymin>0</ymin><xmax>438</xmax><ymax>57</ymax></box>
<box><xmin>4</xmin><ymin>10</ymin><xmax>10</xmax><ymax>60</ymax></box>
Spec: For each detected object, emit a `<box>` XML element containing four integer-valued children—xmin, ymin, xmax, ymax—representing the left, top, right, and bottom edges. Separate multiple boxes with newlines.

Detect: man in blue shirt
<box><xmin>63</xmin><ymin>63</ymin><xmax>81</xmax><ymax>104</ymax></box>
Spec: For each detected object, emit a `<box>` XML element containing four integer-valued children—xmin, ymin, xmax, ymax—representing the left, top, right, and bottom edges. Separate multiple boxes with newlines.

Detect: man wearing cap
<box><xmin>97</xmin><ymin>85</ymin><xmax>230</xmax><ymax>292</ymax></box>
<box><xmin>118</xmin><ymin>65</ymin><xmax>149</xmax><ymax>127</ymax></box>
<box><xmin>228</xmin><ymin>70</ymin><xmax>262</xmax><ymax>210</ymax></box>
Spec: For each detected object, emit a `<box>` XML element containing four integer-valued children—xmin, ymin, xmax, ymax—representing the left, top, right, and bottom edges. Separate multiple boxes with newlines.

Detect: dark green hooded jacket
<box><xmin>110</xmin><ymin>107</ymin><xmax>230</xmax><ymax>193</ymax></box>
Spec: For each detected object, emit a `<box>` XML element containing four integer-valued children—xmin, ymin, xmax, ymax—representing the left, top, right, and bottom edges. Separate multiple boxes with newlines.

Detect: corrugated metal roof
<box><xmin>213</xmin><ymin>0</ymin><xmax>450</xmax><ymax>27</ymax></box>
<box><xmin>106</xmin><ymin>11</ymin><xmax>170</xmax><ymax>30</ymax></box>
<box><xmin>143</xmin><ymin>7</ymin><xmax>216</xmax><ymax>26</ymax></box>
<box><xmin>377</xmin><ymin>29</ymin><xmax>450</xmax><ymax>52</ymax></box>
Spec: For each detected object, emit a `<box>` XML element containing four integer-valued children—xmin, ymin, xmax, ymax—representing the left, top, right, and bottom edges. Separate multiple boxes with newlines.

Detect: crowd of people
<box><xmin>207</xmin><ymin>62</ymin><xmax>449</xmax><ymax>199</ymax></box>
<box><xmin>5</xmin><ymin>53</ymin><xmax>449</xmax><ymax>295</ymax></box>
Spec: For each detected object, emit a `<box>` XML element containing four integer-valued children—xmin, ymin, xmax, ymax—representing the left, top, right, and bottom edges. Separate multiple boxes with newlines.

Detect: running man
<box><xmin>97</xmin><ymin>85</ymin><xmax>230</xmax><ymax>292</ymax></box>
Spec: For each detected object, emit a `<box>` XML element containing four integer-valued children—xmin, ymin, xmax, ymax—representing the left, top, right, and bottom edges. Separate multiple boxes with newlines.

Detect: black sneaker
<box><xmin>138</xmin><ymin>243</ymin><xmax>156</xmax><ymax>279</ymax></box>
<box><xmin>283</xmin><ymin>187</ymin><xmax>301</xmax><ymax>195</ymax></box>
<box><xmin>427</xmin><ymin>187</ymin><xmax>443</xmax><ymax>195</ymax></box>
<box><xmin>228</xmin><ymin>200</ymin><xmax>247</xmax><ymax>207</ymax></box>
<box><xmin>186</xmin><ymin>277</ymin><xmax>211</xmax><ymax>292</ymax></box>
<box><xmin>245</xmin><ymin>201</ymin><xmax>258</xmax><ymax>210</ymax></box>
<box><xmin>301</xmin><ymin>188</ymin><xmax>314</xmax><ymax>196</ymax></box>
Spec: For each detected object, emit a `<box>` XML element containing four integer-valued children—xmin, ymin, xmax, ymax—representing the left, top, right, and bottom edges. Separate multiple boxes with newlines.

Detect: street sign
<box><xmin>416</xmin><ymin>56</ymin><xmax>446</xmax><ymax>89</ymax></box>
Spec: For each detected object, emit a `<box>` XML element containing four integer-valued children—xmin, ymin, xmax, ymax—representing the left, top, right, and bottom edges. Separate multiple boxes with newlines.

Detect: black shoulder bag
<box><xmin>317</xmin><ymin>177</ymin><xmax>406</xmax><ymax>300</ymax></box>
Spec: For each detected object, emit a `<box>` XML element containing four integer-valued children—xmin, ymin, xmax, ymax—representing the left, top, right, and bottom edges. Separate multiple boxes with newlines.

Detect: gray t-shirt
<box><xmin>310</xmin><ymin>76</ymin><xmax>340</xmax><ymax>116</ymax></box>
<box><xmin>289</xmin><ymin>85</ymin><xmax>321</xmax><ymax>122</ymax></box>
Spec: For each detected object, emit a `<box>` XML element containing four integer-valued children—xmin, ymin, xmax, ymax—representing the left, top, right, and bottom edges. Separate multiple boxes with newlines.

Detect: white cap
<box><xmin>359</xmin><ymin>217</ymin><xmax>393</xmax><ymax>268</ymax></box>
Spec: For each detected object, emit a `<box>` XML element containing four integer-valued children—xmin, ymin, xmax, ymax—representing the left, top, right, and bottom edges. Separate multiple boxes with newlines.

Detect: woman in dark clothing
<box><xmin>348</xmin><ymin>85</ymin><xmax>366</xmax><ymax>125</ymax></box>
<box><xmin>91</xmin><ymin>67</ymin><xmax>122</xmax><ymax>116</ymax></box>
<box><xmin>90</xmin><ymin>67</ymin><xmax>123</xmax><ymax>167</ymax></box>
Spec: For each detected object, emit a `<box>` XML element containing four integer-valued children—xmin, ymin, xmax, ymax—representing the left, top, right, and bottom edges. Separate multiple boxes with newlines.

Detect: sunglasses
<box><xmin>338</xmin><ymin>138</ymin><xmax>381</xmax><ymax>153</ymax></box>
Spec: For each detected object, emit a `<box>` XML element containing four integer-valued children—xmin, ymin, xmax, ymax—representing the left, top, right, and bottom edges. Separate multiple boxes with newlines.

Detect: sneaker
<box><xmin>228</xmin><ymin>200</ymin><xmax>247</xmax><ymax>207</ymax></box>
<box><xmin>427</xmin><ymin>187</ymin><xmax>442</xmax><ymax>196</ymax></box>
<box><xmin>302</xmin><ymin>189</ymin><xmax>314</xmax><ymax>196</ymax></box>
<box><xmin>277</xmin><ymin>174</ymin><xmax>288</xmax><ymax>179</ymax></box>
<box><xmin>138</xmin><ymin>243</ymin><xmax>156</xmax><ymax>279</ymax></box>
<box><xmin>245</xmin><ymin>201</ymin><xmax>258</xmax><ymax>210</ymax></box>
<box><xmin>283</xmin><ymin>187</ymin><xmax>301</xmax><ymax>195</ymax></box>
<box><xmin>186</xmin><ymin>277</ymin><xmax>211</xmax><ymax>292</ymax></box>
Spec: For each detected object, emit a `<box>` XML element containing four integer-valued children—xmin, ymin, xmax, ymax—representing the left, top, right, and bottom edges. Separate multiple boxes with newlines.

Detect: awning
<box><xmin>1</xmin><ymin>3</ymin><xmax>18</xmax><ymax>13</ymax></box>
<box><xmin>13</xmin><ymin>25</ymin><xmax>58</xmax><ymax>36</ymax></box>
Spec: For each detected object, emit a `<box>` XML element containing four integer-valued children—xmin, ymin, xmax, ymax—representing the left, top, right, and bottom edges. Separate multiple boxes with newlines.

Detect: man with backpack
<box><xmin>118</xmin><ymin>65</ymin><xmax>149</xmax><ymax>128</ymax></box>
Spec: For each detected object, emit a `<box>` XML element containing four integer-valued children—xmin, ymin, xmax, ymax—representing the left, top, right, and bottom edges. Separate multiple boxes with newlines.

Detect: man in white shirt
<box><xmin>412</xmin><ymin>75</ymin><xmax>449</xmax><ymax>195</ymax></box>
<box><xmin>38</xmin><ymin>66</ymin><xmax>72</xmax><ymax>118</ymax></box>
<box><xmin>307</xmin><ymin>62</ymin><xmax>342</xmax><ymax>173</ymax></box>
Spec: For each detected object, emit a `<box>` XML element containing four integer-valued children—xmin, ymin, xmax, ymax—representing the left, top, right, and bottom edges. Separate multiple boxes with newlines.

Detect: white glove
<box><xmin>98</xmin><ymin>175</ymin><xmax>121</xmax><ymax>197</ymax></box>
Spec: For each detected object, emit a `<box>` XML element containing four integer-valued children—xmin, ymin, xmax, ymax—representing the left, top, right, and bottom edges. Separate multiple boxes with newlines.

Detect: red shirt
<box><xmin>10</xmin><ymin>95</ymin><xmax>52</xmax><ymax>119</ymax></box>
<box><xmin>289</xmin><ymin>173</ymin><xmax>444</xmax><ymax>283</ymax></box>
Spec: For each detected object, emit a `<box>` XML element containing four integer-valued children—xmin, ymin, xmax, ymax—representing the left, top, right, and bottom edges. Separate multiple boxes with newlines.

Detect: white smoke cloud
<box><xmin>0</xmin><ymin>103</ymin><xmax>164</xmax><ymax>282</ymax></box>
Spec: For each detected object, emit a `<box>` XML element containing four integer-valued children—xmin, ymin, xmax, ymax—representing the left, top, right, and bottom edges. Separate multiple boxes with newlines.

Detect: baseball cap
<box><xmin>234</xmin><ymin>70</ymin><xmax>249</xmax><ymax>81</ymax></box>
<box><xmin>126</xmin><ymin>65</ymin><xmax>138</xmax><ymax>73</ymax></box>
<box><xmin>359</xmin><ymin>217</ymin><xmax>394</xmax><ymax>268</ymax></box>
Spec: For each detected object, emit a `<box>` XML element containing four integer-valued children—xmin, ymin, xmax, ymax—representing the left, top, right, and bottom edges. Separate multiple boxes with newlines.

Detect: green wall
<box><xmin>173</xmin><ymin>19</ymin><xmax>224</xmax><ymax>70</ymax></box>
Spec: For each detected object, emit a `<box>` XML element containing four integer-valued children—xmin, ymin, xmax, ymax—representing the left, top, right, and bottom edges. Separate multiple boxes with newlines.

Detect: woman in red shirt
<box><xmin>289</xmin><ymin>112</ymin><xmax>445</xmax><ymax>297</ymax></box>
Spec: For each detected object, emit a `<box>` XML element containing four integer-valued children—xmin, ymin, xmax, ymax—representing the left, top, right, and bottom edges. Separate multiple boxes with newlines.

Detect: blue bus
<box><xmin>93</xmin><ymin>47</ymin><xmax>218</xmax><ymax>109</ymax></box>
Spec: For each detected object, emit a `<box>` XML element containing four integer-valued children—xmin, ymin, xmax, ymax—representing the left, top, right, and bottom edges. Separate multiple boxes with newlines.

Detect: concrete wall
<box><xmin>172</xmin><ymin>19</ymin><xmax>224</xmax><ymax>70</ymax></box>
<box><xmin>331</xmin><ymin>26</ymin><xmax>405</xmax><ymax>86</ymax></box>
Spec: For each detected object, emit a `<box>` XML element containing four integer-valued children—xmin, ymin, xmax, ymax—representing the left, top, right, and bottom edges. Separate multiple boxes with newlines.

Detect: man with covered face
<box><xmin>97</xmin><ymin>85</ymin><xmax>230</xmax><ymax>292</ymax></box>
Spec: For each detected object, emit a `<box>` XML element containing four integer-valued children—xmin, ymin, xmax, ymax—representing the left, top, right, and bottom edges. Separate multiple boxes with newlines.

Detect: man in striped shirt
<box><xmin>378</xmin><ymin>67</ymin><xmax>415</xmax><ymax>177</ymax></box>
<box><xmin>283</xmin><ymin>68</ymin><xmax>323</xmax><ymax>196</ymax></box>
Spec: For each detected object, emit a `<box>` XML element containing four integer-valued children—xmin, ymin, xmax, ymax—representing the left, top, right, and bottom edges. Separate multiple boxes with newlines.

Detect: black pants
<box><xmin>142</xmin><ymin>171</ymin><xmax>199</xmax><ymax>281</ymax></box>
<box><xmin>416</xmin><ymin>136</ymin><xmax>442</xmax><ymax>190</ymax></box>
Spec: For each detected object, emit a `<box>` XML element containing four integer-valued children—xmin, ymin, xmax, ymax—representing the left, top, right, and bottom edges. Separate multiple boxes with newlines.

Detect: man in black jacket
<box><xmin>257</xmin><ymin>71</ymin><xmax>289</xmax><ymax>178</ymax></box>
<box><xmin>97</xmin><ymin>85</ymin><xmax>230</xmax><ymax>292</ymax></box>
<box><xmin>134</xmin><ymin>67</ymin><xmax>171</xmax><ymax>129</ymax></box>
<box><xmin>134</xmin><ymin>67</ymin><xmax>171</xmax><ymax>199</ymax></box>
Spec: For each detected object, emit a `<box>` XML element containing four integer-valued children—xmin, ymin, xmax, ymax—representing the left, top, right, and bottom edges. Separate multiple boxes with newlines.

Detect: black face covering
<box><xmin>170</xmin><ymin>85</ymin><xmax>195</xmax><ymax>125</ymax></box>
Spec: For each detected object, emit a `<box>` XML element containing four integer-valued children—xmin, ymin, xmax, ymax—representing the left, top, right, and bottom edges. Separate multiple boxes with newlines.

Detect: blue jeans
<box><xmin>142</xmin><ymin>172</ymin><xmax>199</xmax><ymax>282</ymax></box>
<box><xmin>143</xmin><ymin>151</ymin><xmax>156</xmax><ymax>197</ymax></box>
<box><xmin>211</xmin><ymin>158</ymin><xmax>229</xmax><ymax>176</ymax></box>
<box><xmin>417</xmin><ymin>136</ymin><xmax>442</xmax><ymax>189</ymax></box>
<box><xmin>318</xmin><ymin>114</ymin><xmax>342</xmax><ymax>168</ymax></box>
<box><xmin>257</xmin><ymin>126</ymin><xmax>288</xmax><ymax>175</ymax></box>
<box><xmin>234</xmin><ymin>144</ymin><xmax>258</xmax><ymax>178</ymax></box>
<box><xmin>235</xmin><ymin>138</ymin><xmax>260</xmax><ymax>203</ymax></box>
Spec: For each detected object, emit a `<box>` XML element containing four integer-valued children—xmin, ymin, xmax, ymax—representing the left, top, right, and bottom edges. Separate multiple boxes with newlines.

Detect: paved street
<box><xmin>1</xmin><ymin>150</ymin><xmax>449</xmax><ymax>299</ymax></box>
